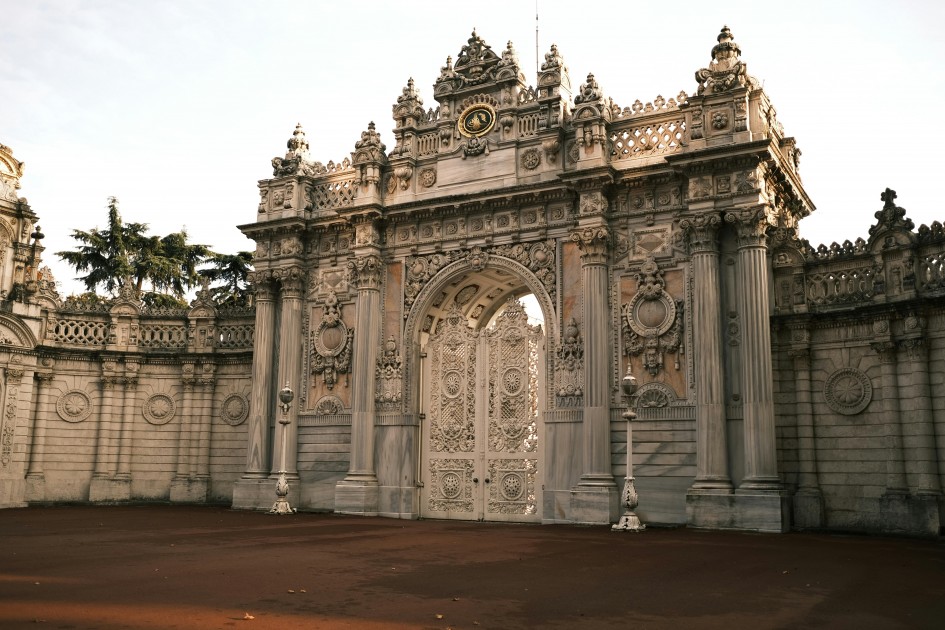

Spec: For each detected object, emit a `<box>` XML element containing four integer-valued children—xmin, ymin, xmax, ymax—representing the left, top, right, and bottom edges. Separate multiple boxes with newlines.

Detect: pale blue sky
<box><xmin>2</xmin><ymin>0</ymin><xmax>943</xmax><ymax>296</ymax></box>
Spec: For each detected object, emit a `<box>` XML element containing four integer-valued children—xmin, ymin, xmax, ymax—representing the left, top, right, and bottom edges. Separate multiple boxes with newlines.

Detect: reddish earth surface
<box><xmin>1</xmin><ymin>506</ymin><xmax>943</xmax><ymax>629</ymax></box>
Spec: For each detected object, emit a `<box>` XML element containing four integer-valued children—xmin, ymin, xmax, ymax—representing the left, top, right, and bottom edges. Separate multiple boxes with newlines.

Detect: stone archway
<box><xmin>404</xmin><ymin>256</ymin><xmax>555</xmax><ymax>522</ymax></box>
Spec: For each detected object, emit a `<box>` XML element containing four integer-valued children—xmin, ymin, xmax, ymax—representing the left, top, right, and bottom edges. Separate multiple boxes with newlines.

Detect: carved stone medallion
<box><xmin>56</xmin><ymin>390</ymin><xmax>93</xmax><ymax>423</ymax></box>
<box><xmin>520</xmin><ymin>148</ymin><xmax>541</xmax><ymax>170</ymax></box>
<box><xmin>220</xmin><ymin>394</ymin><xmax>249</xmax><ymax>426</ymax></box>
<box><xmin>824</xmin><ymin>368</ymin><xmax>872</xmax><ymax>416</ymax></box>
<box><xmin>458</xmin><ymin>103</ymin><xmax>496</xmax><ymax>138</ymax></box>
<box><xmin>143</xmin><ymin>394</ymin><xmax>176</xmax><ymax>425</ymax></box>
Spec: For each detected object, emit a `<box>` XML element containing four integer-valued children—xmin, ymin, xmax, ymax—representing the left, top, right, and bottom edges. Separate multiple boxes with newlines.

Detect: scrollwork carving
<box><xmin>375</xmin><ymin>336</ymin><xmax>403</xmax><ymax>409</ymax></box>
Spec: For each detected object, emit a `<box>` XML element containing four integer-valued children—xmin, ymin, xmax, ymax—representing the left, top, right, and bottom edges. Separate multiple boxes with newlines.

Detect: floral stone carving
<box><xmin>143</xmin><ymin>394</ymin><xmax>176</xmax><ymax>425</ymax></box>
<box><xmin>220</xmin><ymin>394</ymin><xmax>249</xmax><ymax>426</ymax></box>
<box><xmin>57</xmin><ymin>390</ymin><xmax>93</xmax><ymax>423</ymax></box>
<box><xmin>375</xmin><ymin>336</ymin><xmax>403</xmax><ymax>409</ymax></box>
<box><xmin>824</xmin><ymin>368</ymin><xmax>872</xmax><ymax>416</ymax></box>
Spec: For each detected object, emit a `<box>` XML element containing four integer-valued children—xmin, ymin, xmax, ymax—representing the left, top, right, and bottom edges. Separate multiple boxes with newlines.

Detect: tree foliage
<box><xmin>57</xmin><ymin>197</ymin><xmax>252</xmax><ymax>306</ymax></box>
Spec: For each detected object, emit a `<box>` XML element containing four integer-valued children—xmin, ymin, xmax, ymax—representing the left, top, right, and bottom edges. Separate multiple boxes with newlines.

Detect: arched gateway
<box><xmin>234</xmin><ymin>27</ymin><xmax>814</xmax><ymax>530</ymax></box>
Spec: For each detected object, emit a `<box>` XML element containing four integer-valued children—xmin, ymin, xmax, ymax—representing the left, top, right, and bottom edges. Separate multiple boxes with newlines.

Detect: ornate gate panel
<box><xmin>421</xmin><ymin>301</ymin><xmax>542</xmax><ymax>522</ymax></box>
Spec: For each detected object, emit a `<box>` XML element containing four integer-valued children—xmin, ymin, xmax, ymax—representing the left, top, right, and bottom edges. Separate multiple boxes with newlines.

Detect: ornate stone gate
<box><xmin>421</xmin><ymin>300</ymin><xmax>543</xmax><ymax>522</ymax></box>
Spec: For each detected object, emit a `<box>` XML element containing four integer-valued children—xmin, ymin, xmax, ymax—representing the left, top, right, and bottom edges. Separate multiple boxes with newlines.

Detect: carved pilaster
<box><xmin>787</xmin><ymin>330</ymin><xmax>822</xmax><ymax>525</ymax></box>
<box><xmin>27</xmin><ymin>371</ymin><xmax>55</xmax><ymax>479</ymax></box>
<box><xmin>896</xmin><ymin>332</ymin><xmax>940</xmax><ymax>496</ymax></box>
<box><xmin>242</xmin><ymin>270</ymin><xmax>276</xmax><ymax>479</ymax></box>
<box><xmin>871</xmin><ymin>339</ymin><xmax>908</xmax><ymax>494</ymax></box>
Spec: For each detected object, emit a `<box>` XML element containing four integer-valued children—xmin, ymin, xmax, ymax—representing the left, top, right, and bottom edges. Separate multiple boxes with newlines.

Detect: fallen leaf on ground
<box><xmin>243</xmin><ymin>613</ymin><xmax>255</xmax><ymax>620</ymax></box>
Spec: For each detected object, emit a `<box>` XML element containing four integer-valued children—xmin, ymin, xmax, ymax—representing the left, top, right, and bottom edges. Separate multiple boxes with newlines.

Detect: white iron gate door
<box><xmin>421</xmin><ymin>301</ymin><xmax>542</xmax><ymax>522</ymax></box>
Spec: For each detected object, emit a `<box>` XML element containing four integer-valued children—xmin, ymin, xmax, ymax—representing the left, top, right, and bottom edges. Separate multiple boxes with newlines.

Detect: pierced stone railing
<box><xmin>50</xmin><ymin>317</ymin><xmax>108</xmax><ymax>346</ymax></box>
<box><xmin>610</xmin><ymin>118</ymin><xmax>686</xmax><ymax>161</ymax></box>
<box><xmin>217</xmin><ymin>322</ymin><xmax>254</xmax><ymax>349</ymax></box>
<box><xmin>806</xmin><ymin>265</ymin><xmax>879</xmax><ymax>307</ymax></box>
<box><xmin>918</xmin><ymin>251</ymin><xmax>945</xmax><ymax>292</ymax></box>
<box><xmin>139</xmin><ymin>322</ymin><xmax>187</xmax><ymax>349</ymax></box>
<box><xmin>417</xmin><ymin>132</ymin><xmax>439</xmax><ymax>157</ymax></box>
<box><xmin>518</xmin><ymin>113</ymin><xmax>540</xmax><ymax>138</ymax></box>
<box><xmin>308</xmin><ymin>178</ymin><xmax>359</xmax><ymax>211</ymax></box>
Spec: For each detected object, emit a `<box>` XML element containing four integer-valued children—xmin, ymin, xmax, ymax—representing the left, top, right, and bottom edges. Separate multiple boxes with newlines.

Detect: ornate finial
<box><xmin>0</xmin><ymin>143</ymin><xmax>25</xmax><ymax>202</ymax></box>
<box><xmin>286</xmin><ymin>123</ymin><xmax>310</xmax><ymax>159</ymax></box>
<box><xmin>353</xmin><ymin>120</ymin><xmax>386</xmax><ymax>154</ymax></box>
<box><xmin>397</xmin><ymin>78</ymin><xmax>422</xmax><ymax>106</ymax></box>
<box><xmin>574</xmin><ymin>72</ymin><xmax>603</xmax><ymax>104</ymax></box>
<box><xmin>541</xmin><ymin>43</ymin><xmax>563</xmax><ymax>71</ymax></box>
<box><xmin>881</xmin><ymin>188</ymin><xmax>897</xmax><ymax>209</ymax></box>
<box><xmin>694</xmin><ymin>26</ymin><xmax>756</xmax><ymax>95</ymax></box>
<box><xmin>870</xmin><ymin>188</ymin><xmax>914</xmax><ymax>238</ymax></box>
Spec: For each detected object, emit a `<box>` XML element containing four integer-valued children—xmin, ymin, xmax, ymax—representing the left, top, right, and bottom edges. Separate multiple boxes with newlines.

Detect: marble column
<box><xmin>243</xmin><ymin>273</ymin><xmax>276</xmax><ymax>477</ymax></box>
<box><xmin>336</xmin><ymin>252</ymin><xmax>382</xmax><ymax>514</ymax></box>
<box><xmin>872</xmin><ymin>340</ymin><xmax>908</xmax><ymax>494</ymax></box>
<box><xmin>272</xmin><ymin>267</ymin><xmax>304</xmax><ymax>477</ymax></box>
<box><xmin>681</xmin><ymin>213</ymin><xmax>732</xmax><ymax>492</ymax></box>
<box><xmin>726</xmin><ymin>208</ymin><xmax>781</xmax><ymax>491</ymax></box>
<box><xmin>568</xmin><ymin>224</ymin><xmax>618</xmax><ymax>523</ymax></box>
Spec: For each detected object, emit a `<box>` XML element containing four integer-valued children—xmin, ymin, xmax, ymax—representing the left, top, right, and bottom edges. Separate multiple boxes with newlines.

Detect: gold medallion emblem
<box><xmin>458</xmin><ymin>103</ymin><xmax>496</xmax><ymax>138</ymax></box>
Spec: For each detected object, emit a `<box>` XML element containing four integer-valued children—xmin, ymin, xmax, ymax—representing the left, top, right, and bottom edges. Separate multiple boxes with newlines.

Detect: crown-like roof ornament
<box><xmin>354</xmin><ymin>121</ymin><xmax>386</xmax><ymax>154</ymax></box>
<box><xmin>436</xmin><ymin>29</ymin><xmax>503</xmax><ymax>89</ymax></box>
<box><xmin>694</xmin><ymin>26</ymin><xmax>758</xmax><ymax>95</ymax></box>
<box><xmin>397</xmin><ymin>78</ymin><xmax>423</xmax><ymax>107</ymax></box>
<box><xmin>271</xmin><ymin>123</ymin><xmax>323</xmax><ymax>177</ymax></box>
<box><xmin>574</xmin><ymin>72</ymin><xmax>604</xmax><ymax>105</ymax></box>
<box><xmin>541</xmin><ymin>43</ymin><xmax>564</xmax><ymax>71</ymax></box>
<box><xmin>869</xmin><ymin>188</ymin><xmax>915</xmax><ymax>238</ymax></box>
<box><xmin>285</xmin><ymin>123</ymin><xmax>310</xmax><ymax>161</ymax></box>
<box><xmin>0</xmin><ymin>142</ymin><xmax>25</xmax><ymax>202</ymax></box>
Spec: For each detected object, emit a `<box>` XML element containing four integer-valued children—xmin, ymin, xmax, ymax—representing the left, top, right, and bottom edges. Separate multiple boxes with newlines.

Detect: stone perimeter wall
<box><xmin>0</xmin><ymin>294</ymin><xmax>255</xmax><ymax>508</ymax></box>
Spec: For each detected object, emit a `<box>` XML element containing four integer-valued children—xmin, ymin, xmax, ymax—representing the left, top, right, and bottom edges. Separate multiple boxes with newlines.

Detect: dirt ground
<box><xmin>0</xmin><ymin>506</ymin><xmax>943</xmax><ymax>629</ymax></box>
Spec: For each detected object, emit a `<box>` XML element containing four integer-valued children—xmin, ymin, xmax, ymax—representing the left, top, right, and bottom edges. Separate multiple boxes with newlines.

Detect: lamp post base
<box><xmin>612</xmin><ymin>476</ymin><xmax>645</xmax><ymax>532</ymax></box>
<box><xmin>269</xmin><ymin>471</ymin><xmax>295</xmax><ymax>515</ymax></box>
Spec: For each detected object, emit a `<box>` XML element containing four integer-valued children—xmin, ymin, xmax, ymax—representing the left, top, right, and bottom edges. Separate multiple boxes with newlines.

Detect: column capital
<box><xmin>679</xmin><ymin>212</ymin><xmax>722</xmax><ymax>254</ymax></box>
<box><xmin>248</xmin><ymin>270</ymin><xmax>276</xmax><ymax>302</ymax></box>
<box><xmin>348</xmin><ymin>254</ymin><xmax>384</xmax><ymax>290</ymax></box>
<box><xmin>570</xmin><ymin>225</ymin><xmax>610</xmax><ymax>265</ymax></box>
<box><xmin>870</xmin><ymin>340</ymin><xmax>897</xmax><ymax>364</ymax></box>
<box><xmin>272</xmin><ymin>266</ymin><xmax>305</xmax><ymax>298</ymax></box>
<box><xmin>724</xmin><ymin>206</ymin><xmax>770</xmax><ymax>248</ymax></box>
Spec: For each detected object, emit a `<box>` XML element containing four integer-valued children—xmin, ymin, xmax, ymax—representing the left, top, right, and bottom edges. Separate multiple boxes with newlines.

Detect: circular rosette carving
<box><xmin>56</xmin><ymin>390</ymin><xmax>93</xmax><ymax>423</ymax></box>
<box><xmin>419</xmin><ymin>168</ymin><xmax>437</xmax><ymax>188</ymax></box>
<box><xmin>220</xmin><ymin>394</ymin><xmax>249</xmax><ymax>426</ymax></box>
<box><xmin>624</xmin><ymin>290</ymin><xmax>677</xmax><ymax>338</ymax></box>
<box><xmin>824</xmin><ymin>368</ymin><xmax>872</xmax><ymax>416</ymax></box>
<box><xmin>143</xmin><ymin>394</ymin><xmax>176</xmax><ymax>425</ymax></box>
<box><xmin>520</xmin><ymin>148</ymin><xmax>541</xmax><ymax>170</ymax></box>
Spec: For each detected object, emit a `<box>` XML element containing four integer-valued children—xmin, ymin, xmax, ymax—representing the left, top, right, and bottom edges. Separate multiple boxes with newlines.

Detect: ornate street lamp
<box><xmin>612</xmin><ymin>365</ymin><xmax>645</xmax><ymax>532</ymax></box>
<box><xmin>270</xmin><ymin>383</ymin><xmax>295</xmax><ymax>515</ymax></box>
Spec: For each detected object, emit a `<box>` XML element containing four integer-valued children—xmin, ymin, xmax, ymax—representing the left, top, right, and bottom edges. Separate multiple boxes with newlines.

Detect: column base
<box><xmin>89</xmin><ymin>476</ymin><xmax>132</xmax><ymax>503</ymax></box>
<box><xmin>334</xmin><ymin>478</ymin><xmax>379</xmax><ymax>516</ymax></box>
<box><xmin>24</xmin><ymin>474</ymin><xmax>46</xmax><ymax>503</ymax></box>
<box><xmin>877</xmin><ymin>493</ymin><xmax>940</xmax><ymax>537</ymax></box>
<box><xmin>569</xmin><ymin>485</ymin><xmax>619</xmax><ymax>525</ymax></box>
<box><xmin>688</xmin><ymin>478</ymin><xmax>734</xmax><ymax>494</ymax></box>
<box><xmin>169</xmin><ymin>476</ymin><xmax>209</xmax><ymax>504</ymax></box>
<box><xmin>793</xmin><ymin>488</ymin><xmax>825</xmax><ymax>529</ymax></box>
<box><xmin>687</xmin><ymin>490</ymin><xmax>791</xmax><ymax>533</ymax></box>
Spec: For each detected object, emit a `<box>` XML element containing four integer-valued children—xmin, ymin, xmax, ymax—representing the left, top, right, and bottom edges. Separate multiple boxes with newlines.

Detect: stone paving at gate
<box><xmin>1</xmin><ymin>506</ymin><xmax>942</xmax><ymax>629</ymax></box>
